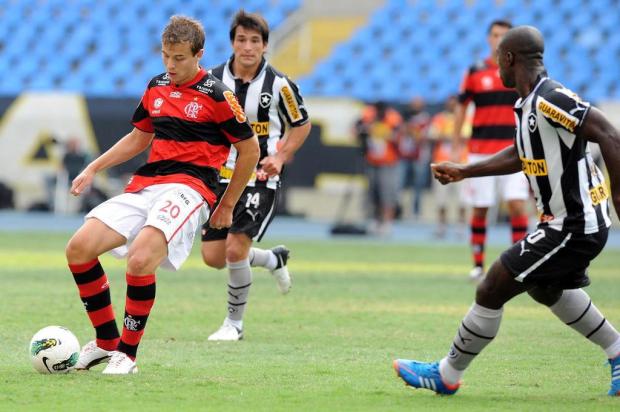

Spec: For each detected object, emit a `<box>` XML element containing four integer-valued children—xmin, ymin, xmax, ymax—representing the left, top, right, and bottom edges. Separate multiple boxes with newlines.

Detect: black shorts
<box><xmin>201</xmin><ymin>185</ymin><xmax>278</xmax><ymax>243</ymax></box>
<box><xmin>500</xmin><ymin>226</ymin><xmax>608</xmax><ymax>289</ymax></box>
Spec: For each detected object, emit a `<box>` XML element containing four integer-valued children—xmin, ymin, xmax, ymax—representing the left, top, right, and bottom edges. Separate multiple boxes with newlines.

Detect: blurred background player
<box><xmin>453</xmin><ymin>19</ymin><xmax>530</xmax><ymax>281</ymax></box>
<box><xmin>428</xmin><ymin>95</ymin><xmax>468</xmax><ymax>238</ymax></box>
<box><xmin>65</xmin><ymin>16</ymin><xmax>259</xmax><ymax>373</ymax></box>
<box><xmin>396</xmin><ymin>25</ymin><xmax>620</xmax><ymax>397</ymax></box>
<box><xmin>201</xmin><ymin>10</ymin><xmax>311</xmax><ymax>341</ymax></box>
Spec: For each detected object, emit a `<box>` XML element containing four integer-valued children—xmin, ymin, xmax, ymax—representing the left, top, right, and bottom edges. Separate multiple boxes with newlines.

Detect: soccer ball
<box><xmin>29</xmin><ymin>326</ymin><xmax>80</xmax><ymax>374</ymax></box>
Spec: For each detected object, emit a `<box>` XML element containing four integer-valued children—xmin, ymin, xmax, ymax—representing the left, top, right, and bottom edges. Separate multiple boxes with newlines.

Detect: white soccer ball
<box><xmin>29</xmin><ymin>326</ymin><xmax>80</xmax><ymax>374</ymax></box>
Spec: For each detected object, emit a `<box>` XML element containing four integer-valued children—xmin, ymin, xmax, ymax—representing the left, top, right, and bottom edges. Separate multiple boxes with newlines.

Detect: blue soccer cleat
<box><xmin>393</xmin><ymin>359</ymin><xmax>460</xmax><ymax>395</ymax></box>
<box><xmin>609</xmin><ymin>355</ymin><xmax>620</xmax><ymax>396</ymax></box>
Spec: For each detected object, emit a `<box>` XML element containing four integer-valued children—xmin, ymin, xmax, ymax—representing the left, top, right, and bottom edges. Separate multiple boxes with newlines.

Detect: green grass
<box><xmin>0</xmin><ymin>232</ymin><xmax>619</xmax><ymax>411</ymax></box>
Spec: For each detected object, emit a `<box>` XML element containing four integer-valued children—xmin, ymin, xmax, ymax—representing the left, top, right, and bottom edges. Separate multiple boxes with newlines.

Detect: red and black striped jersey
<box><xmin>458</xmin><ymin>58</ymin><xmax>519</xmax><ymax>154</ymax></box>
<box><xmin>128</xmin><ymin>68</ymin><xmax>254</xmax><ymax>206</ymax></box>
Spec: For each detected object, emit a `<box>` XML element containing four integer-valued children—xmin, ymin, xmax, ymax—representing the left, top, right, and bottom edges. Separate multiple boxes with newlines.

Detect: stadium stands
<box><xmin>0</xmin><ymin>0</ymin><xmax>301</xmax><ymax>97</ymax></box>
<box><xmin>299</xmin><ymin>0</ymin><xmax>620</xmax><ymax>103</ymax></box>
<box><xmin>0</xmin><ymin>0</ymin><xmax>618</xmax><ymax>103</ymax></box>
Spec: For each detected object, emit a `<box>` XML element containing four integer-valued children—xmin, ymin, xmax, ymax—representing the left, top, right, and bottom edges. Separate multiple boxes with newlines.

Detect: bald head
<box><xmin>499</xmin><ymin>25</ymin><xmax>544</xmax><ymax>62</ymax></box>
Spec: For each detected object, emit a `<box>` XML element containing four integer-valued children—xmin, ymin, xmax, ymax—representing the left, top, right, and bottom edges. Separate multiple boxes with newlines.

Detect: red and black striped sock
<box><xmin>117</xmin><ymin>273</ymin><xmax>156</xmax><ymax>361</ymax></box>
<box><xmin>69</xmin><ymin>259</ymin><xmax>120</xmax><ymax>351</ymax></box>
<box><xmin>470</xmin><ymin>216</ymin><xmax>486</xmax><ymax>269</ymax></box>
<box><xmin>511</xmin><ymin>215</ymin><xmax>529</xmax><ymax>244</ymax></box>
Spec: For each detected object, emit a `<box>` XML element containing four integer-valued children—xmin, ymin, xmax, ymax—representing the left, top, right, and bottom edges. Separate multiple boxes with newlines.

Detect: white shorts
<box><xmin>86</xmin><ymin>183</ymin><xmax>209</xmax><ymax>271</ymax></box>
<box><xmin>463</xmin><ymin>153</ymin><xmax>530</xmax><ymax>207</ymax></box>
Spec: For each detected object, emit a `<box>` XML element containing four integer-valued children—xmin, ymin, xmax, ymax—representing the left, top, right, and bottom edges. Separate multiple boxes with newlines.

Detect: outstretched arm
<box><xmin>579</xmin><ymin>106</ymin><xmax>620</xmax><ymax>218</ymax></box>
<box><xmin>431</xmin><ymin>145</ymin><xmax>521</xmax><ymax>184</ymax></box>
<box><xmin>70</xmin><ymin>127</ymin><xmax>154</xmax><ymax>195</ymax></box>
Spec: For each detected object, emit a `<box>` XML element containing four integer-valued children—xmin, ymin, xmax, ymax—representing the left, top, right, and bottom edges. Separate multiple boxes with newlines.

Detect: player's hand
<box><xmin>431</xmin><ymin>162</ymin><xmax>466</xmax><ymax>185</ymax></box>
<box><xmin>70</xmin><ymin>168</ymin><xmax>95</xmax><ymax>196</ymax></box>
<box><xmin>259</xmin><ymin>154</ymin><xmax>285</xmax><ymax>177</ymax></box>
<box><xmin>209</xmin><ymin>204</ymin><xmax>233</xmax><ymax>229</ymax></box>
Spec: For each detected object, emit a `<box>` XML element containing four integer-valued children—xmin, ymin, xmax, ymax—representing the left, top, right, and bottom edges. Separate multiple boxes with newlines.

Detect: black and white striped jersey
<box><xmin>210</xmin><ymin>57</ymin><xmax>309</xmax><ymax>189</ymax></box>
<box><xmin>514</xmin><ymin>76</ymin><xmax>611</xmax><ymax>234</ymax></box>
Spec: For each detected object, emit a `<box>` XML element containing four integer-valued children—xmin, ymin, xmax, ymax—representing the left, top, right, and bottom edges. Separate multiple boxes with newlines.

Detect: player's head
<box><xmin>497</xmin><ymin>26</ymin><xmax>545</xmax><ymax>88</ymax></box>
<box><xmin>161</xmin><ymin>15</ymin><xmax>205</xmax><ymax>85</ymax></box>
<box><xmin>229</xmin><ymin>10</ymin><xmax>269</xmax><ymax>69</ymax></box>
<box><xmin>487</xmin><ymin>19</ymin><xmax>512</xmax><ymax>58</ymax></box>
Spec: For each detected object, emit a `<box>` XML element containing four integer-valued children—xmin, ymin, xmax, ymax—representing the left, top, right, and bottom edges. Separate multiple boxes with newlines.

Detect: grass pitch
<box><xmin>0</xmin><ymin>231</ymin><xmax>619</xmax><ymax>411</ymax></box>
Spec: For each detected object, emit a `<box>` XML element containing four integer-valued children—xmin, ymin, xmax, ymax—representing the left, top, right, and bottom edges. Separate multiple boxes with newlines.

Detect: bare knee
<box><xmin>527</xmin><ymin>286</ymin><xmax>563</xmax><ymax>307</ymax></box>
<box><xmin>201</xmin><ymin>247</ymin><xmax>226</xmax><ymax>269</ymax></box>
<box><xmin>127</xmin><ymin>250</ymin><xmax>156</xmax><ymax>275</ymax></box>
<box><xmin>66</xmin><ymin>235</ymin><xmax>96</xmax><ymax>263</ymax></box>
<box><xmin>201</xmin><ymin>240</ymin><xmax>226</xmax><ymax>269</ymax></box>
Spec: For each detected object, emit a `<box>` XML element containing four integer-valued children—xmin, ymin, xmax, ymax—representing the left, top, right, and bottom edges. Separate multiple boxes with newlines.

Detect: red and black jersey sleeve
<box><xmin>132</xmin><ymin>87</ymin><xmax>154</xmax><ymax>133</ymax></box>
<box><xmin>211</xmin><ymin>84</ymin><xmax>254</xmax><ymax>144</ymax></box>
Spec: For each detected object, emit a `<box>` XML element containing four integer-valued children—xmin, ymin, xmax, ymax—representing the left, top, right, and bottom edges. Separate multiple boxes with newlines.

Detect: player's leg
<box><xmin>67</xmin><ymin>218</ymin><xmax>127</xmax><ymax>368</ymax></box>
<box><xmin>528</xmin><ymin>285</ymin><xmax>620</xmax><ymax>395</ymax></box>
<box><xmin>201</xmin><ymin>237</ymin><xmax>227</xmax><ymax>269</ymax></box>
<box><xmin>208</xmin><ymin>232</ymin><xmax>253</xmax><ymax>341</ymax></box>
<box><xmin>470</xmin><ymin>206</ymin><xmax>488</xmax><ymax>280</ymax></box>
<box><xmin>104</xmin><ymin>184</ymin><xmax>207</xmax><ymax>374</ymax></box>
<box><xmin>394</xmin><ymin>259</ymin><xmax>528</xmax><ymax>394</ymax></box>
<box><xmin>240</xmin><ymin>186</ymin><xmax>291</xmax><ymax>294</ymax></box>
<box><xmin>500</xmin><ymin>172</ymin><xmax>530</xmax><ymax>244</ymax></box>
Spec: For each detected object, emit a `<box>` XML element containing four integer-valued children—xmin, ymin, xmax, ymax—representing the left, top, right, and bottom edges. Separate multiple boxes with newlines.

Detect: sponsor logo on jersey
<box><xmin>590</xmin><ymin>183</ymin><xmax>609</xmax><ymax>206</ymax></box>
<box><xmin>196</xmin><ymin>84</ymin><xmax>213</xmax><ymax>94</ymax></box>
<box><xmin>169</xmin><ymin>91</ymin><xmax>182</xmax><ymax>98</ymax></box>
<box><xmin>154</xmin><ymin>98</ymin><xmax>164</xmax><ymax>109</ymax></box>
<box><xmin>205</xmin><ymin>79</ymin><xmax>215</xmax><ymax>87</ymax></box>
<box><xmin>184</xmin><ymin>101</ymin><xmax>203</xmax><ymax>119</ymax></box>
<box><xmin>259</xmin><ymin>92</ymin><xmax>272</xmax><ymax>108</ymax></box>
<box><xmin>281</xmin><ymin>85</ymin><xmax>302</xmax><ymax>122</ymax></box>
<box><xmin>251</xmin><ymin>121</ymin><xmax>269</xmax><ymax>136</ymax></box>
<box><xmin>538</xmin><ymin>98</ymin><xmax>578</xmax><ymax>132</ymax></box>
<box><xmin>521</xmin><ymin>157</ymin><xmax>548</xmax><ymax>176</ymax></box>
<box><xmin>223</xmin><ymin>90</ymin><xmax>247</xmax><ymax>123</ymax></box>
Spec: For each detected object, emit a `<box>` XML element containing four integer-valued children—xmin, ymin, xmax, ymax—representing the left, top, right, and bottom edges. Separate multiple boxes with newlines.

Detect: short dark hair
<box><xmin>162</xmin><ymin>15</ymin><xmax>205</xmax><ymax>55</ymax></box>
<box><xmin>229</xmin><ymin>9</ymin><xmax>269</xmax><ymax>43</ymax></box>
<box><xmin>487</xmin><ymin>19</ymin><xmax>512</xmax><ymax>33</ymax></box>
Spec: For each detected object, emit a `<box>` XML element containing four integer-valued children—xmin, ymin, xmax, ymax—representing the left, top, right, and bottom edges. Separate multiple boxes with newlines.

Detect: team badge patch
<box><xmin>527</xmin><ymin>112</ymin><xmax>537</xmax><ymax>132</ymax></box>
<box><xmin>260</xmin><ymin>92</ymin><xmax>272</xmax><ymax>108</ymax></box>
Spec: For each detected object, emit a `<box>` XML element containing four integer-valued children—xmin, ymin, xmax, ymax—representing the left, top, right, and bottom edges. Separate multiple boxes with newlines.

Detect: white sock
<box><xmin>249</xmin><ymin>248</ymin><xmax>278</xmax><ymax>271</ymax></box>
<box><xmin>604</xmin><ymin>337</ymin><xmax>620</xmax><ymax>359</ymax></box>
<box><xmin>439</xmin><ymin>358</ymin><xmax>463</xmax><ymax>386</ymax></box>
<box><xmin>225</xmin><ymin>317</ymin><xmax>243</xmax><ymax>330</ymax></box>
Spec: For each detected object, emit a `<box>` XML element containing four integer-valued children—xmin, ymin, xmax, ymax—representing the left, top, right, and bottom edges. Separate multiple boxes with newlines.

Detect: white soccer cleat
<box><xmin>270</xmin><ymin>245</ymin><xmax>291</xmax><ymax>294</ymax></box>
<box><xmin>208</xmin><ymin>319</ymin><xmax>243</xmax><ymax>341</ymax></box>
<box><xmin>469</xmin><ymin>266</ymin><xmax>485</xmax><ymax>282</ymax></box>
<box><xmin>75</xmin><ymin>340</ymin><xmax>111</xmax><ymax>370</ymax></box>
<box><xmin>101</xmin><ymin>351</ymin><xmax>138</xmax><ymax>375</ymax></box>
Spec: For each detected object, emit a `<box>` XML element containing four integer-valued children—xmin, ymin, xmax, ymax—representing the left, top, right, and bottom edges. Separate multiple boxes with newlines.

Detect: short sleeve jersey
<box><xmin>128</xmin><ymin>68</ymin><xmax>254</xmax><ymax>206</ymax></box>
<box><xmin>514</xmin><ymin>76</ymin><xmax>611</xmax><ymax>234</ymax></box>
<box><xmin>458</xmin><ymin>58</ymin><xmax>519</xmax><ymax>154</ymax></box>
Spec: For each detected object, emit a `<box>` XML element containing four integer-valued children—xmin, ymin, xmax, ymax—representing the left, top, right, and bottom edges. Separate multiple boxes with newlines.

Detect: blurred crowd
<box><xmin>354</xmin><ymin>96</ymin><xmax>470</xmax><ymax>237</ymax></box>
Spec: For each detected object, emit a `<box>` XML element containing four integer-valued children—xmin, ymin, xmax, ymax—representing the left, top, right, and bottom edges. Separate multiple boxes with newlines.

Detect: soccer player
<box><xmin>453</xmin><ymin>19</ymin><xmax>530</xmax><ymax>281</ymax></box>
<box><xmin>394</xmin><ymin>26</ymin><xmax>620</xmax><ymax>396</ymax></box>
<box><xmin>65</xmin><ymin>16</ymin><xmax>259</xmax><ymax>374</ymax></box>
<box><xmin>201</xmin><ymin>10</ymin><xmax>310</xmax><ymax>341</ymax></box>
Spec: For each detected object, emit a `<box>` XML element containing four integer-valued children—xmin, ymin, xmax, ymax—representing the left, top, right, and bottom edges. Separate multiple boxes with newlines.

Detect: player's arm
<box><xmin>431</xmin><ymin>145</ymin><xmax>521</xmax><ymax>184</ymax></box>
<box><xmin>209</xmin><ymin>136</ymin><xmax>260</xmax><ymax>228</ymax></box>
<box><xmin>578</xmin><ymin>107</ymin><xmax>620</xmax><ymax>217</ymax></box>
<box><xmin>260</xmin><ymin>121</ymin><xmax>311</xmax><ymax>176</ymax></box>
<box><xmin>70</xmin><ymin>128</ymin><xmax>154</xmax><ymax>195</ymax></box>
